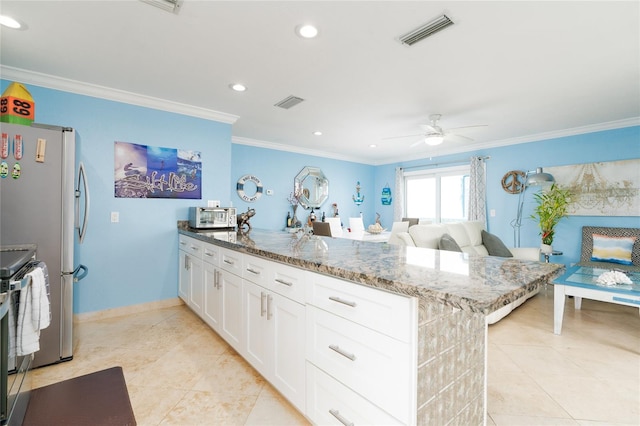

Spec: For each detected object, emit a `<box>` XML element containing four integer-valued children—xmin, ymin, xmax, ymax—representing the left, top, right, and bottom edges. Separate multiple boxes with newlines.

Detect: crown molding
<box><xmin>232</xmin><ymin>136</ymin><xmax>364</xmax><ymax>164</ymax></box>
<box><xmin>0</xmin><ymin>65</ymin><xmax>239</xmax><ymax>124</ymax></box>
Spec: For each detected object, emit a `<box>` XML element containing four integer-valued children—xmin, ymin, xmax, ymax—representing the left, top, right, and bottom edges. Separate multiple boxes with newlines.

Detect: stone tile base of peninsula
<box><xmin>417</xmin><ymin>301</ymin><xmax>485</xmax><ymax>423</ymax></box>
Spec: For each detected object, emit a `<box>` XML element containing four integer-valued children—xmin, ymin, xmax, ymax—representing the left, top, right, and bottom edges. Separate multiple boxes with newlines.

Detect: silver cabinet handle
<box><xmin>267</xmin><ymin>294</ymin><xmax>273</xmax><ymax>320</ymax></box>
<box><xmin>329</xmin><ymin>409</ymin><xmax>354</xmax><ymax>426</ymax></box>
<box><xmin>214</xmin><ymin>270</ymin><xmax>220</xmax><ymax>289</ymax></box>
<box><xmin>204</xmin><ymin>251</ymin><xmax>214</xmax><ymax>258</ymax></box>
<box><xmin>190</xmin><ymin>245</ymin><xmax>199</xmax><ymax>251</ymax></box>
<box><xmin>184</xmin><ymin>255</ymin><xmax>190</xmax><ymax>270</ymax></box>
<box><xmin>223</xmin><ymin>259</ymin><xmax>235</xmax><ymax>265</ymax></box>
<box><xmin>328</xmin><ymin>344</ymin><xmax>356</xmax><ymax>361</ymax></box>
<box><xmin>260</xmin><ymin>292</ymin><xmax>267</xmax><ymax>317</ymax></box>
<box><xmin>179</xmin><ymin>241</ymin><xmax>187</xmax><ymax>246</ymax></box>
<box><xmin>246</xmin><ymin>267</ymin><xmax>260</xmax><ymax>275</ymax></box>
<box><xmin>275</xmin><ymin>278</ymin><xmax>293</xmax><ymax>287</ymax></box>
<box><xmin>329</xmin><ymin>296</ymin><xmax>357</xmax><ymax>308</ymax></box>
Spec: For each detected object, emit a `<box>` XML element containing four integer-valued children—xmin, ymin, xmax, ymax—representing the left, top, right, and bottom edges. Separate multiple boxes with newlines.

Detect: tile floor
<box><xmin>30</xmin><ymin>284</ymin><xmax>639</xmax><ymax>425</ymax></box>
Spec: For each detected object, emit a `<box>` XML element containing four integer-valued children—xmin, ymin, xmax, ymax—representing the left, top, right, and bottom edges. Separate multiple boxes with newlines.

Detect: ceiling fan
<box><xmin>384</xmin><ymin>114</ymin><xmax>487</xmax><ymax>147</ymax></box>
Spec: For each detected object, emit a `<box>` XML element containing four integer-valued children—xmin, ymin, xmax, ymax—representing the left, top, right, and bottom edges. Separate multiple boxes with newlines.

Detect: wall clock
<box><xmin>501</xmin><ymin>170</ymin><xmax>526</xmax><ymax>194</ymax></box>
<box><xmin>236</xmin><ymin>174</ymin><xmax>263</xmax><ymax>202</ymax></box>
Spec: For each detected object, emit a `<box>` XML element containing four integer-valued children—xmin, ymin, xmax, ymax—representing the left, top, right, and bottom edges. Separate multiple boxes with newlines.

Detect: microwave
<box><xmin>189</xmin><ymin>207</ymin><xmax>237</xmax><ymax>229</ymax></box>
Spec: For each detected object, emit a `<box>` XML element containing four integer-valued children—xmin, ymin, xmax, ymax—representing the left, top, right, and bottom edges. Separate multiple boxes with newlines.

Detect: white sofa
<box><xmin>394</xmin><ymin>221</ymin><xmax>541</xmax><ymax>324</ymax></box>
<box><xmin>394</xmin><ymin>221</ymin><xmax>540</xmax><ymax>260</ymax></box>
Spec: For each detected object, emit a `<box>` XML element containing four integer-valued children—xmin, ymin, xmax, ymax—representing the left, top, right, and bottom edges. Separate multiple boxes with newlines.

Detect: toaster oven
<box><xmin>189</xmin><ymin>207</ymin><xmax>236</xmax><ymax>229</ymax></box>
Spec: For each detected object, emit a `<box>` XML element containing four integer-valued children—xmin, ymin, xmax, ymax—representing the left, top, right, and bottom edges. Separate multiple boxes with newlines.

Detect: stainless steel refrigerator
<box><xmin>0</xmin><ymin>122</ymin><xmax>89</xmax><ymax>368</ymax></box>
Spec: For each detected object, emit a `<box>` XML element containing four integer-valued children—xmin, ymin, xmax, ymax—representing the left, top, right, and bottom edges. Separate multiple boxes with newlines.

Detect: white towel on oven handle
<box><xmin>29</xmin><ymin>267</ymin><xmax>50</xmax><ymax>331</ymax></box>
<box><xmin>16</xmin><ymin>266</ymin><xmax>51</xmax><ymax>356</ymax></box>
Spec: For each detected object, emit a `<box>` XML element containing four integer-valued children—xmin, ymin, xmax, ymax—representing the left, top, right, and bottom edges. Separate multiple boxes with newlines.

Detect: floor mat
<box><xmin>23</xmin><ymin>366</ymin><xmax>136</xmax><ymax>426</ymax></box>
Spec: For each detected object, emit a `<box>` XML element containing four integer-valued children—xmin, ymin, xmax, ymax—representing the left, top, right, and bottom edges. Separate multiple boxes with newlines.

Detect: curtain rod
<box><xmin>399</xmin><ymin>155</ymin><xmax>490</xmax><ymax>171</ymax></box>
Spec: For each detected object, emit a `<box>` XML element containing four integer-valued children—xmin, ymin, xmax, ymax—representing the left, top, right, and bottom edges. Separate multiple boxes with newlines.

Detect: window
<box><xmin>404</xmin><ymin>165</ymin><xmax>470</xmax><ymax>223</ymax></box>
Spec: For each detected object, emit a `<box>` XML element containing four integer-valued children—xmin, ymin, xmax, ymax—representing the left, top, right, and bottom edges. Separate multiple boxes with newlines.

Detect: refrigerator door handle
<box><xmin>73</xmin><ymin>264</ymin><xmax>89</xmax><ymax>282</ymax></box>
<box><xmin>75</xmin><ymin>162</ymin><xmax>90</xmax><ymax>244</ymax></box>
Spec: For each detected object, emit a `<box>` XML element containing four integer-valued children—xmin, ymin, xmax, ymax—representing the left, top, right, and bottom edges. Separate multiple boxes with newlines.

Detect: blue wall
<box><xmin>231</xmin><ymin>144</ymin><xmax>375</xmax><ymax>229</ymax></box>
<box><xmin>375</xmin><ymin>127</ymin><xmax>640</xmax><ymax>266</ymax></box>
<box><xmin>1</xmin><ymin>80</ymin><xmax>232</xmax><ymax>314</ymax></box>
<box><xmin>4</xmin><ymin>80</ymin><xmax>638</xmax><ymax>314</ymax></box>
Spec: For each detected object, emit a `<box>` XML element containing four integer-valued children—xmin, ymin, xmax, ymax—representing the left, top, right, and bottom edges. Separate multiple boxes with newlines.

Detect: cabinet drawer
<box><xmin>306</xmin><ymin>306</ymin><xmax>414</xmax><ymax>423</ymax></box>
<box><xmin>202</xmin><ymin>244</ymin><xmax>219</xmax><ymax>266</ymax></box>
<box><xmin>243</xmin><ymin>254</ymin><xmax>271</xmax><ymax>287</ymax></box>
<box><xmin>244</xmin><ymin>256</ymin><xmax>306</xmax><ymax>304</ymax></box>
<box><xmin>305</xmin><ymin>272</ymin><xmax>415</xmax><ymax>342</ymax></box>
<box><xmin>306</xmin><ymin>363</ymin><xmax>403</xmax><ymax>425</ymax></box>
<box><xmin>179</xmin><ymin>235</ymin><xmax>203</xmax><ymax>258</ymax></box>
<box><xmin>220</xmin><ymin>247</ymin><xmax>242</xmax><ymax>276</ymax></box>
<box><xmin>270</xmin><ymin>262</ymin><xmax>306</xmax><ymax>304</ymax></box>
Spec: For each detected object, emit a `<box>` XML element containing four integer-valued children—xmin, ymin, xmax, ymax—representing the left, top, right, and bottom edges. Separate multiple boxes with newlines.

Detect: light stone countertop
<box><xmin>178</xmin><ymin>223</ymin><xmax>564</xmax><ymax>315</ymax></box>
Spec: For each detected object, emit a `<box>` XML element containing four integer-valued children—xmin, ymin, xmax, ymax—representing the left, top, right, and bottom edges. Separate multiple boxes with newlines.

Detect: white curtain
<box><xmin>468</xmin><ymin>156</ymin><xmax>486</xmax><ymax>225</ymax></box>
<box><xmin>394</xmin><ymin>167</ymin><xmax>404</xmax><ymax>221</ymax></box>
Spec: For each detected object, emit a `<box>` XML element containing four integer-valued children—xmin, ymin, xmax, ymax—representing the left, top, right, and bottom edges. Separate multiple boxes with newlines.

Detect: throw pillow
<box><xmin>481</xmin><ymin>230</ymin><xmax>513</xmax><ymax>258</ymax></box>
<box><xmin>591</xmin><ymin>234</ymin><xmax>636</xmax><ymax>265</ymax></box>
<box><xmin>439</xmin><ymin>233</ymin><xmax>462</xmax><ymax>252</ymax></box>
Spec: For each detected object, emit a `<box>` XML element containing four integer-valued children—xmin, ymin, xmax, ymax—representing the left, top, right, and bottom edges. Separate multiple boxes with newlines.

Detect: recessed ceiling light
<box><xmin>0</xmin><ymin>15</ymin><xmax>25</xmax><ymax>30</ymax></box>
<box><xmin>229</xmin><ymin>83</ymin><xmax>247</xmax><ymax>92</ymax></box>
<box><xmin>312</xmin><ymin>131</ymin><xmax>322</xmax><ymax>136</ymax></box>
<box><xmin>369</xmin><ymin>144</ymin><xmax>377</xmax><ymax>148</ymax></box>
<box><xmin>296</xmin><ymin>24</ymin><xmax>318</xmax><ymax>39</ymax></box>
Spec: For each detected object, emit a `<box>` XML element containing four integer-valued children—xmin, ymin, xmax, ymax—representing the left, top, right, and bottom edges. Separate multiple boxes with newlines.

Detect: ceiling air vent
<box><xmin>139</xmin><ymin>0</ymin><xmax>183</xmax><ymax>14</ymax></box>
<box><xmin>399</xmin><ymin>15</ymin><xmax>454</xmax><ymax>46</ymax></box>
<box><xmin>274</xmin><ymin>95</ymin><xmax>305</xmax><ymax>109</ymax></box>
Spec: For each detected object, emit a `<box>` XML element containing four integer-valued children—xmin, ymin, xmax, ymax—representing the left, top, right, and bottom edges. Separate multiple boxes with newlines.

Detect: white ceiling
<box><xmin>1</xmin><ymin>1</ymin><xmax>638</xmax><ymax>165</ymax></box>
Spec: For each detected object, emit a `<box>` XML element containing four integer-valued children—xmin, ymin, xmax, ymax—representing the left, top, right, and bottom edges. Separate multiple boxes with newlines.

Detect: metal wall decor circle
<box><xmin>236</xmin><ymin>174</ymin><xmax>263</xmax><ymax>202</ymax></box>
<box><xmin>501</xmin><ymin>170</ymin><xmax>526</xmax><ymax>194</ymax></box>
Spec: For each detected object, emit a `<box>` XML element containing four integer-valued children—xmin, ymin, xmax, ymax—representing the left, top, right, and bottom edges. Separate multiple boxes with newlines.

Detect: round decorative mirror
<box><xmin>294</xmin><ymin>166</ymin><xmax>329</xmax><ymax>209</ymax></box>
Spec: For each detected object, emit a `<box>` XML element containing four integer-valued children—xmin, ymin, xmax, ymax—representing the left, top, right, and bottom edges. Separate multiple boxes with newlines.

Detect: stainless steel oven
<box><xmin>1</xmin><ymin>245</ymin><xmax>40</xmax><ymax>425</ymax></box>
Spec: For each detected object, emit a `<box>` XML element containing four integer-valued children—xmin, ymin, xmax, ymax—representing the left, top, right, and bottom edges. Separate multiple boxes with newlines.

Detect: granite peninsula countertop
<box><xmin>178</xmin><ymin>223</ymin><xmax>564</xmax><ymax>316</ymax></box>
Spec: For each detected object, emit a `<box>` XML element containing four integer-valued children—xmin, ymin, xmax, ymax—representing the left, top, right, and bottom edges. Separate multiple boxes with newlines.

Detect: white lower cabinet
<box><xmin>179</xmin><ymin>235</ymin><xmax>204</xmax><ymax>316</ymax></box>
<box><xmin>202</xmin><ymin>245</ymin><xmax>222</xmax><ymax>333</ymax></box>
<box><xmin>178</xmin><ymin>235</ymin><xmax>416</xmax><ymax>424</ymax></box>
<box><xmin>242</xmin><ymin>256</ymin><xmax>306</xmax><ymax>412</ymax></box>
<box><xmin>219</xmin><ymin>267</ymin><xmax>244</xmax><ymax>353</ymax></box>
<box><xmin>306</xmin><ymin>362</ymin><xmax>402</xmax><ymax>425</ymax></box>
<box><xmin>305</xmin><ymin>272</ymin><xmax>417</xmax><ymax>425</ymax></box>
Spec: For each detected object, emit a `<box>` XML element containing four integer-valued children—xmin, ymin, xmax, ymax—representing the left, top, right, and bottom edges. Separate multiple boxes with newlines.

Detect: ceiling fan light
<box><xmin>425</xmin><ymin>135</ymin><xmax>444</xmax><ymax>146</ymax></box>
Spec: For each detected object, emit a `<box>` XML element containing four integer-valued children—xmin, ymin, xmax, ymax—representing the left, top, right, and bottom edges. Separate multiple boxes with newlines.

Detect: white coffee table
<box><xmin>552</xmin><ymin>265</ymin><xmax>640</xmax><ymax>334</ymax></box>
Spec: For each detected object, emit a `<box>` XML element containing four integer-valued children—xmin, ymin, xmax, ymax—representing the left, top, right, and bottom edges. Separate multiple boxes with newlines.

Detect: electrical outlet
<box><xmin>490</xmin><ymin>209</ymin><xmax>496</xmax><ymax>217</ymax></box>
<box><xmin>111</xmin><ymin>211</ymin><xmax>119</xmax><ymax>223</ymax></box>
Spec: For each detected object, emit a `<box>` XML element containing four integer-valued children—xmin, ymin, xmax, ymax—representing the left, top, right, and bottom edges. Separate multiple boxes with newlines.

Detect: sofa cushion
<box><xmin>591</xmin><ymin>234</ymin><xmax>636</xmax><ymax>266</ymax></box>
<box><xmin>438</xmin><ymin>233</ymin><xmax>462</xmax><ymax>252</ymax></box>
<box><xmin>408</xmin><ymin>224</ymin><xmax>446</xmax><ymax>249</ymax></box>
<box><xmin>482</xmin><ymin>230</ymin><xmax>514</xmax><ymax>258</ymax></box>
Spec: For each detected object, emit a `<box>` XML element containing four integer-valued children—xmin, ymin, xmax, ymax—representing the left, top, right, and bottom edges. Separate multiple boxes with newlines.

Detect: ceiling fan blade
<box><xmin>381</xmin><ymin>133</ymin><xmax>423</xmax><ymax>140</ymax></box>
<box><xmin>445</xmin><ymin>133</ymin><xmax>474</xmax><ymax>142</ymax></box>
<box><xmin>445</xmin><ymin>124</ymin><xmax>488</xmax><ymax>132</ymax></box>
<box><xmin>419</xmin><ymin>124</ymin><xmax>439</xmax><ymax>133</ymax></box>
<box><xmin>409</xmin><ymin>138</ymin><xmax>425</xmax><ymax>148</ymax></box>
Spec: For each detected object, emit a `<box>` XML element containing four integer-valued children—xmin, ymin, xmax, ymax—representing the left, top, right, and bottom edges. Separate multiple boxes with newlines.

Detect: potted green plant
<box><xmin>530</xmin><ymin>183</ymin><xmax>571</xmax><ymax>253</ymax></box>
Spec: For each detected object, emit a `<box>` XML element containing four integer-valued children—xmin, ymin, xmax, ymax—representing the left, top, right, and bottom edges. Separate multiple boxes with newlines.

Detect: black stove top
<box><xmin>0</xmin><ymin>245</ymin><xmax>37</xmax><ymax>279</ymax></box>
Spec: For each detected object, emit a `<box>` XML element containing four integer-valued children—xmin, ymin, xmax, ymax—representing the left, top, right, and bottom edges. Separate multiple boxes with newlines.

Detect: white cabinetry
<box><xmin>202</xmin><ymin>245</ymin><xmax>222</xmax><ymax>332</ymax></box>
<box><xmin>218</xmin><ymin>247</ymin><xmax>244</xmax><ymax>353</ymax></box>
<box><xmin>242</xmin><ymin>255</ymin><xmax>306</xmax><ymax>411</ymax></box>
<box><xmin>305</xmin><ymin>273</ymin><xmax>417</xmax><ymax>425</ymax></box>
<box><xmin>178</xmin><ymin>235</ymin><xmax>204</xmax><ymax>316</ymax></box>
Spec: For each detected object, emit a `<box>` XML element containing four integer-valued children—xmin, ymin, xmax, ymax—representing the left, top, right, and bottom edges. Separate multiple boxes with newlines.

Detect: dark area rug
<box><xmin>23</xmin><ymin>366</ymin><xmax>136</xmax><ymax>426</ymax></box>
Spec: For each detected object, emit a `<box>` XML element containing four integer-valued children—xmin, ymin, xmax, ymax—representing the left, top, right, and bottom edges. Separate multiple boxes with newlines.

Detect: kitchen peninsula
<box><xmin>177</xmin><ymin>223</ymin><xmax>563</xmax><ymax>425</ymax></box>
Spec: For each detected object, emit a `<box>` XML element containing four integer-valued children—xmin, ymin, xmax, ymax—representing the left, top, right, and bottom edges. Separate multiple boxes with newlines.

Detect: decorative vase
<box><xmin>291</xmin><ymin>205</ymin><xmax>298</xmax><ymax>228</ymax></box>
<box><xmin>541</xmin><ymin>243</ymin><xmax>553</xmax><ymax>254</ymax></box>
